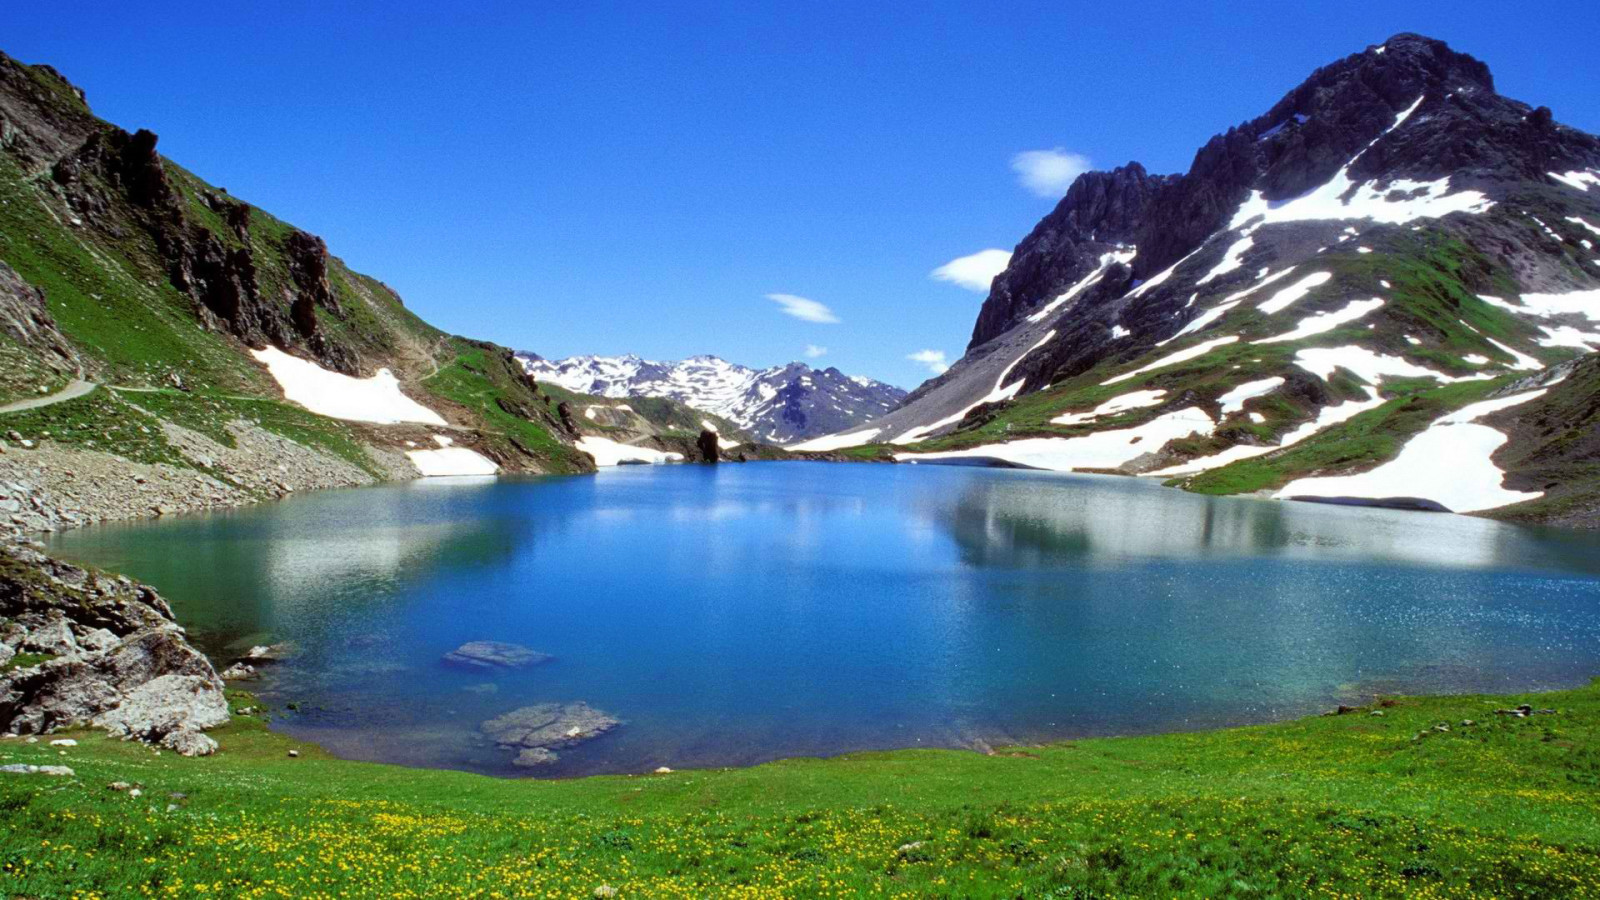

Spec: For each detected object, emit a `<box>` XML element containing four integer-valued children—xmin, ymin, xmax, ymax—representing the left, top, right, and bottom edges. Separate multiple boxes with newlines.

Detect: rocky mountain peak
<box><xmin>966</xmin><ymin>34</ymin><xmax>1600</xmax><ymax>350</ymax></box>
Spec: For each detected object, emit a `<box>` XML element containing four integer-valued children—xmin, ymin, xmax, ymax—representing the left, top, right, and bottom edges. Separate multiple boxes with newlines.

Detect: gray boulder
<box><xmin>94</xmin><ymin>674</ymin><xmax>228</xmax><ymax>756</ymax></box>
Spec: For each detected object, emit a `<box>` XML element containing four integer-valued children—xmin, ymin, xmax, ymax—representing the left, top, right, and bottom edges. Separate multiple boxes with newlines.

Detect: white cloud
<box><xmin>931</xmin><ymin>249</ymin><xmax>1012</xmax><ymax>292</ymax></box>
<box><xmin>804</xmin><ymin>344</ymin><xmax>828</xmax><ymax>358</ymax></box>
<box><xmin>767</xmin><ymin>293</ymin><xmax>840</xmax><ymax>324</ymax></box>
<box><xmin>907</xmin><ymin>349</ymin><xmax>949</xmax><ymax>374</ymax></box>
<box><xmin>1011</xmin><ymin>148</ymin><xmax>1091</xmax><ymax>197</ymax></box>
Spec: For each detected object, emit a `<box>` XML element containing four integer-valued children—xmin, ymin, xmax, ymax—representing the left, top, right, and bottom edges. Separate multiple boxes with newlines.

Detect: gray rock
<box><xmin>514</xmin><ymin>747</ymin><xmax>558</xmax><ymax>767</ymax></box>
<box><xmin>442</xmin><ymin>640</ymin><xmax>553</xmax><ymax>670</ymax></box>
<box><xmin>242</xmin><ymin>642</ymin><xmax>296</xmax><ymax>663</ymax></box>
<box><xmin>219</xmin><ymin>662</ymin><xmax>257</xmax><ymax>680</ymax></box>
<box><xmin>0</xmin><ymin>763</ymin><xmax>73</xmax><ymax>776</ymax></box>
<box><xmin>481</xmin><ymin>701</ymin><xmax>620</xmax><ymax>767</ymax></box>
<box><xmin>94</xmin><ymin>673</ymin><xmax>228</xmax><ymax>756</ymax></box>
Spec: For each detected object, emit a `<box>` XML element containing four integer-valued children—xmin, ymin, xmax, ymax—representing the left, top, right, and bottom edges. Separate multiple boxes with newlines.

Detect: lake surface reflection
<box><xmin>48</xmin><ymin>463</ymin><xmax>1600</xmax><ymax>777</ymax></box>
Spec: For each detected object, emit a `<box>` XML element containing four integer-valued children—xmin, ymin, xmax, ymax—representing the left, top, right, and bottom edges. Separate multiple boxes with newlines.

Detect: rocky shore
<box><xmin>0</xmin><ymin>415</ymin><xmax>418</xmax><ymax>537</ymax></box>
<box><xmin>0</xmin><ymin>538</ymin><xmax>229</xmax><ymax>755</ymax></box>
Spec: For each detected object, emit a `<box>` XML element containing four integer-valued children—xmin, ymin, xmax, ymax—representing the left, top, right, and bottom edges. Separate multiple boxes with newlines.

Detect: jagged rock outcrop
<box><xmin>0</xmin><ymin>542</ymin><xmax>228</xmax><ymax>754</ymax></box>
<box><xmin>696</xmin><ymin>428</ymin><xmax>720</xmax><ymax>462</ymax></box>
<box><xmin>1</xmin><ymin>52</ymin><xmax>363</xmax><ymax>376</ymax></box>
<box><xmin>0</xmin><ymin>260</ymin><xmax>76</xmax><ymax>373</ymax></box>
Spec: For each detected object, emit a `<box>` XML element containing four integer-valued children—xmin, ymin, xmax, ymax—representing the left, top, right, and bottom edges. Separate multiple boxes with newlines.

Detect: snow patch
<box><xmin>788</xmin><ymin>428</ymin><xmax>882</xmax><ymax>452</ymax></box>
<box><xmin>407</xmin><ymin>447</ymin><xmax>499</xmax><ymax>477</ymax></box>
<box><xmin>1566</xmin><ymin>216</ymin><xmax>1600</xmax><ymax>238</ymax></box>
<box><xmin>1217</xmin><ymin>377</ymin><xmax>1284</xmax><ymax>414</ymax></box>
<box><xmin>1257</xmin><ymin>271</ymin><xmax>1334</xmax><ymax>315</ymax></box>
<box><xmin>1293</xmin><ymin>345</ymin><xmax>1489</xmax><ymax>385</ymax></box>
<box><xmin>1196</xmin><ymin>235</ymin><xmax>1253</xmax><ymax>285</ymax></box>
<box><xmin>1478</xmin><ymin>291</ymin><xmax>1600</xmax><ymax>323</ymax></box>
<box><xmin>898</xmin><ymin>407</ymin><xmax>1216</xmax><ymax>471</ymax></box>
<box><xmin>1028</xmin><ymin>249</ymin><xmax>1136</xmax><ymax>323</ymax></box>
<box><xmin>1051</xmin><ymin>389</ymin><xmax>1167</xmax><ymax>426</ymax></box>
<box><xmin>1549</xmin><ymin>170</ymin><xmax>1600</xmax><ymax>192</ymax></box>
<box><xmin>1536</xmin><ymin>325</ymin><xmax>1600</xmax><ymax>349</ymax></box>
<box><xmin>1229</xmin><ymin>97</ymin><xmax>1494</xmax><ymax>231</ymax></box>
<box><xmin>576</xmin><ymin>436</ymin><xmax>685</xmax><ymax>466</ymax></box>
<box><xmin>1255</xmin><ymin>297</ymin><xmax>1385</xmax><ymax>344</ymax></box>
<box><xmin>251</xmin><ymin>347</ymin><xmax>447</xmax><ymax>426</ymax></box>
<box><xmin>1103</xmin><ymin>336</ymin><xmax>1239</xmax><ymax>386</ymax></box>
<box><xmin>890</xmin><ymin>330</ymin><xmax>1057</xmax><ymax>444</ymax></box>
<box><xmin>1274</xmin><ymin>390</ymin><xmax>1549</xmax><ymax>512</ymax></box>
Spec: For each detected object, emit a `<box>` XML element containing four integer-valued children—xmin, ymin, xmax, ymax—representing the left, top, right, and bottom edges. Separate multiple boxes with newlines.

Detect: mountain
<box><xmin>518</xmin><ymin>353</ymin><xmax>906</xmax><ymax>445</ymax></box>
<box><xmin>851</xmin><ymin>34</ymin><xmax>1600</xmax><ymax>525</ymax></box>
<box><xmin>0</xmin><ymin>49</ymin><xmax>628</xmax><ymax>532</ymax></box>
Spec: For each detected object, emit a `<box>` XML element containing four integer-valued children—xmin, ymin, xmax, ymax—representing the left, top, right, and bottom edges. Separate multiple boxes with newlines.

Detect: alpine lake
<box><xmin>46</xmin><ymin>462</ymin><xmax>1600</xmax><ymax>777</ymax></box>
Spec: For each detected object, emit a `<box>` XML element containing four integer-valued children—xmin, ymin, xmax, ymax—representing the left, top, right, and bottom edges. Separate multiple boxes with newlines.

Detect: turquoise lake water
<box><xmin>46</xmin><ymin>462</ymin><xmax>1600</xmax><ymax>777</ymax></box>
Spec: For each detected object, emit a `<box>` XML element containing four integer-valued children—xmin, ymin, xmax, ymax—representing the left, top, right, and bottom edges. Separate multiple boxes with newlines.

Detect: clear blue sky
<box><xmin>8</xmin><ymin>2</ymin><xmax>1598</xmax><ymax>388</ymax></box>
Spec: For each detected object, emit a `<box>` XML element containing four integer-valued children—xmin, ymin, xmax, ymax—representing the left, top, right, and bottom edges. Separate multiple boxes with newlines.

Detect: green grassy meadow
<box><xmin>2</xmin><ymin>680</ymin><xmax>1597</xmax><ymax>898</ymax></box>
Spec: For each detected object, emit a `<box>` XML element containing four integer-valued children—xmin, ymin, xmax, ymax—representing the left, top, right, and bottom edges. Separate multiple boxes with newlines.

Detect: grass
<box><xmin>424</xmin><ymin>342</ymin><xmax>591</xmax><ymax>473</ymax></box>
<box><xmin>0</xmin><ymin>652</ymin><xmax>55</xmax><ymax>673</ymax></box>
<box><xmin>117</xmin><ymin>388</ymin><xmax>388</xmax><ymax>479</ymax></box>
<box><xmin>1</xmin><ymin>681</ymin><xmax>1598</xmax><ymax>897</ymax></box>
<box><xmin>0</xmin><ymin>390</ymin><xmax>185</xmax><ymax>467</ymax></box>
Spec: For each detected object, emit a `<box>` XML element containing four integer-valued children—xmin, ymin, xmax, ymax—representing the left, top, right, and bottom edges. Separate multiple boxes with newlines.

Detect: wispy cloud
<box><xmin>804</xmin><ymin>344</ymin><xmax>828</xmax><ymax>358</ymax></box>
<box><xmin>1011</xmin><ymin>148</ymin><xmax>1091</xmax><ymax>197</ymax></box>
<box><xmin>931</xmin><ymin>249</ymin><xmax>1012</xmax><ymax>292</ymax></box>
<box><xmin>907</xmin><ymin>349</ymin><xmax>949</xmax><ymax>375</ymax></box>
<box><xmin>767</xmin><ymin>293</ymin><xmax>840</xmax><ymax>324</ymax></box>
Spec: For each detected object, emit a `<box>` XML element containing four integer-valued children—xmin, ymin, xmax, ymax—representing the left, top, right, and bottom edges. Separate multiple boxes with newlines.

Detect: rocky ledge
<box><xmin>481</xmin><ymin>701</ymin><xmax>620</xmax><ymax>767</ymax></box>
<box><xmin>0</xmin><ymin>539</ymin><xmax>228</xmax><ymax>755</ymax></box>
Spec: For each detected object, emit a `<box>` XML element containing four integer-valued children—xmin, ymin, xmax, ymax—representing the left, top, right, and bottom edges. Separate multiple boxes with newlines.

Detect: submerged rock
<box><xmin>480</xmin><ymin>701</ymin><xmax>620</xmax><ymax>767</ymax></box>
<box><xmin>241</xmin><ymin>642</ymin><xmax>296</xmax><ymax>663</ymax></box>
<box><xmin>443</xmin><ymin>641</ymin><xmax>553</xmax><ymax>670</ymax></box>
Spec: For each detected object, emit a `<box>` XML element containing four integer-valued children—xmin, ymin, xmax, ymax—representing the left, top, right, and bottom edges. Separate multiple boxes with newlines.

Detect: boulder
<box><xmin>442</xmin><ymin>641</ymin><xmax>553</xmax><ymax>670</ymax></box>
<box><xmin>94</xmin><ymin>674</ymin><xmax>228</xmax><ymax>755</ymax></box>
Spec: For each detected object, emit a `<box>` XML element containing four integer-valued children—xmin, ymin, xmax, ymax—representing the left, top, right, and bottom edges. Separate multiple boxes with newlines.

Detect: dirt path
<box><xmin>0</xmin><ymin>379</ymin><xmax>96</xmax><ymax>414</ymax></box>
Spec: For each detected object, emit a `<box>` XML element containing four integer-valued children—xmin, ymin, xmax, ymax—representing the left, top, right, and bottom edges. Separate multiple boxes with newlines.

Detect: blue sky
<box><xmin>8</xmin><ymin>2</ymin><xmax>1599</xmax><ymax>388</ymax></box>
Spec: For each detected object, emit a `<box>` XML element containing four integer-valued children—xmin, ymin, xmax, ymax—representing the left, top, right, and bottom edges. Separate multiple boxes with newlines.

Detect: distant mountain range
<box><xmin>517</xmin><ymin>353</ymin><xmax>906</xmax><ymax>444</ymax></box>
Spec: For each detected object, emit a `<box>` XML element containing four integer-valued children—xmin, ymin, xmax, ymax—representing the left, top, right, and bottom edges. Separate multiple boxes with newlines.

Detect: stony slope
<box><xmin>0</xmin><ymin>49</ymin><xmax>611</xmax><ymax>533</ymax></box>
<box><xmin>520</xmin><ymin>353</ymin><xmax>905</xmax><ymax>445</ymax></box>
<box><xmin>855</xmin><ymin>34</ymin><xmax>1600</xmax><ymax>524</ymax></box>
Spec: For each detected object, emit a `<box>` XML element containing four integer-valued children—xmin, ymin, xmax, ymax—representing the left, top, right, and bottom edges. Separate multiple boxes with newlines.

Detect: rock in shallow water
<box><xmin>480</xmin><ymin>701</ymin><xmax>620</xmax><ymax>767</ymax></box>
<box><xmin>443</xmin><ymin>640</ymin><xmax>553</xmax><ymax>670</ymax></box>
